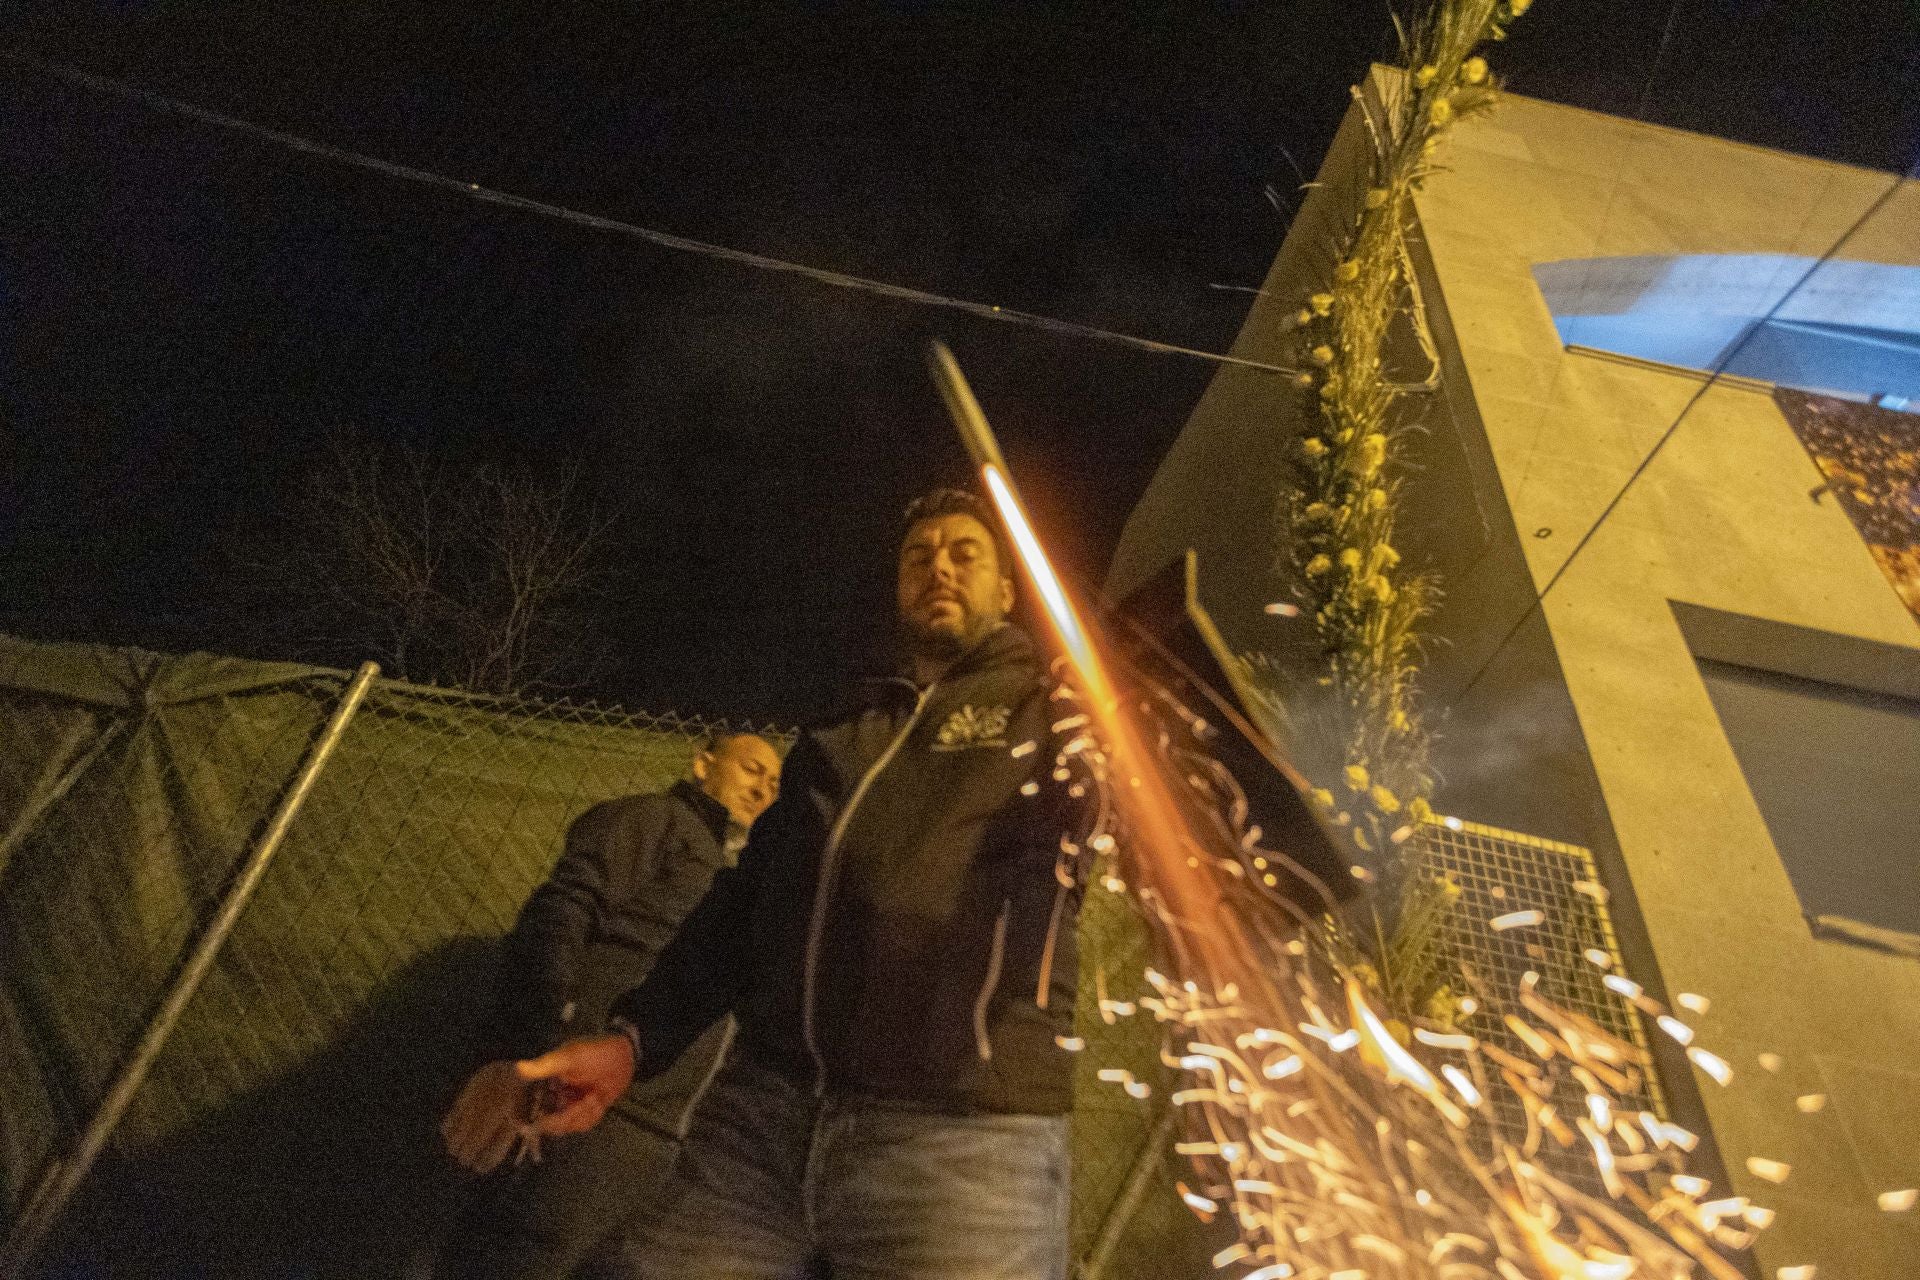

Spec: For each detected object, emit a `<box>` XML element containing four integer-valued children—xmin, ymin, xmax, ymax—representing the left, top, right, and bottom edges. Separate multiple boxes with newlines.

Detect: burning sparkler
<box><xmin>924</xmin><ymin>339</ymin><xmax>1772</xmax><ymax>1280</ymax></box>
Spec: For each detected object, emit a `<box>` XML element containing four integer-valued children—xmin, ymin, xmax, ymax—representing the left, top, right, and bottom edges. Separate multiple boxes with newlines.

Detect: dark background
<box><xmin>4</xmin><ymin>0</ymin><xmax>1917</xmax><ymax>722</ymax></box>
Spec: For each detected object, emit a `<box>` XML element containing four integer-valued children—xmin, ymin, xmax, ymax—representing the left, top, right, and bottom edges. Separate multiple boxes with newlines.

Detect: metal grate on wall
<box><xmin>1414</xmin><ymin>815</ymin><xmax>1668</xmax><ymax>1170</ymax></box>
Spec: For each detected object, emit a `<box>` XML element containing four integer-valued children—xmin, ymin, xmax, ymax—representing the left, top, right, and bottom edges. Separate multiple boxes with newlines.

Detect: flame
<box><xmin>981</xmin><ymin>465</ymin><xmax>1104</xmax><ymax>690</ymax></box>
<box><xmin>949</xmin><ymin>386</ymin><xmax>1788</xmax><ymax>1280</ymax></box>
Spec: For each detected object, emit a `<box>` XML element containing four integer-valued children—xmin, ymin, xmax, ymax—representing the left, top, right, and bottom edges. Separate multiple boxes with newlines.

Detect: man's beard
<box><xmin>901</xmin><ymin>610</ymin><xmax>992</xmax><ymax>662</ymax></box>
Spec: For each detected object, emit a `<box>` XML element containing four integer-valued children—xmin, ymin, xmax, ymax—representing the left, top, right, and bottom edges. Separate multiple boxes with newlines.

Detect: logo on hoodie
<box><xmin>932</xmin><ymin>703</ymin><xmax>1012</xmax><ymax>751</ymax></box>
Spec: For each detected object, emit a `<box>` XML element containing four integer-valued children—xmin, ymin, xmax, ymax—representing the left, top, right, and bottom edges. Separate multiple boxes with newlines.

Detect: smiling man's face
<box><xmin>897</xmin><ymin>511</ymin><xmax>1014</xmax><ymax>661</ymax></box>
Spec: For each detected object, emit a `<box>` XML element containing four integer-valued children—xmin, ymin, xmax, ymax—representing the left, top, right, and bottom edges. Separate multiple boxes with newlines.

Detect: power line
<box><xmin>3</xmin><ymin>52</ymin><xmax>1302</xmax><ymax>378</ymax></box>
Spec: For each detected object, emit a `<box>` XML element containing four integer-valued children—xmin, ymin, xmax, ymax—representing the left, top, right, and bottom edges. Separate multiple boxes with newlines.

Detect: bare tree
<box><xmin>237</xmin><ymin>432</ymin><xmax>614</xmax><ymax>695</ymax></box>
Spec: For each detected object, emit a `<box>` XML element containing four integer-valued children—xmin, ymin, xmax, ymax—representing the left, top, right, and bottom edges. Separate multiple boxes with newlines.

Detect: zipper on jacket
<box><xmin>800</xmin><ymin>682</ymin><xmax>934</xmax><ymax>1095</ymax></box>
<box><xmin>973</xmin><ymin>899</ymin><xmax>1011</xmax><ymax>1061</ymax></box>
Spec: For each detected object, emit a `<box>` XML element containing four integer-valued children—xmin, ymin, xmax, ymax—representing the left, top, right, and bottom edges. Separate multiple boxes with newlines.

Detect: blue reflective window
<box><xmin>1534</xmin><ymin>255</ymin><xmax>1920</xmax><ymax>413</ymax></box>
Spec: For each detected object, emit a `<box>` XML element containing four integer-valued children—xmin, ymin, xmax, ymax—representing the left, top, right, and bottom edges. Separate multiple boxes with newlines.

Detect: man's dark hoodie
<box><xmin>613</xmin><ymin>624</ymin><xmax>1085</xmax><ymax>1115</ymax></box>
<box><xmin>500</xmin><ymin>779</ymin><xmax>739</xmax><ymax>1136</ymax></box>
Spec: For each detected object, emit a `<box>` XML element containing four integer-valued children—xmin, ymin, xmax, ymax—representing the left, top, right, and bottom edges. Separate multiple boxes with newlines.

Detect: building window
<box><xmin>1694</xmin><ymin>654</ymin><xmax>1920</xmax><ymax>945</ymax></box>
<box><xmin>1533</xmin><ymin>254</ymin><xmax>1920</xmax><ymax>413</ymax></box>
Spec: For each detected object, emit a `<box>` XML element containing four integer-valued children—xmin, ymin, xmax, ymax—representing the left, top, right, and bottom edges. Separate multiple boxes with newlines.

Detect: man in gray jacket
<box><xmin>438</xmin><ymin>731</ymin><xmax>781</xmax><ymax>1279</ymax></box>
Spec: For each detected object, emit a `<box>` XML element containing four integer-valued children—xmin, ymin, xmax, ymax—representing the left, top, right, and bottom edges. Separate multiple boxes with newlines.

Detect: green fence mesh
<box><xmin>0</xmin><ymin>635</ymin><xmax>1658</xmax><ymax>1277</ymax></box>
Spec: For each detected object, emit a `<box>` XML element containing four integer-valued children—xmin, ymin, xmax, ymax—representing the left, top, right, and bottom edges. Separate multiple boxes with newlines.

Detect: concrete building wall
<box><xmin>1418</xmin><ymin>93</ymin><xmax>1920</xmax><ymax>1277</ymax></box>
<box><xmin>1113</xmin><ymin>74</ymin><xmax>1920</xmax><ymax>1278</ymax></box>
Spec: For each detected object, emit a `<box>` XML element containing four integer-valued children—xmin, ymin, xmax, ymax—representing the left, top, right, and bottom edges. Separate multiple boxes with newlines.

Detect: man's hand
<box><xmin>516</xmin><ymin>1033</ymin><xmax>636</xmax><ymax>1136</ymax></box>
<box><xmin>441</xmin><ymin>1060</ymin><xmax>532</xmax><ymax>1174</ymax></box>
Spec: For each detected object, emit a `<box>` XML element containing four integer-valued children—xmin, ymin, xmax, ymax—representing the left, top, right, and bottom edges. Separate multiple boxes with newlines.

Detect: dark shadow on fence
<box><xmin>40</xmin><ymin>937</ymin><xmax>499</xmax><ymax>1280</ymax></box>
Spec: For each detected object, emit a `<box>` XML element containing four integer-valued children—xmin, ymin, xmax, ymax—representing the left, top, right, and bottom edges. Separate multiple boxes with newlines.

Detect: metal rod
<box><xmin>0</xmin><ymin>719</ymin><xmax>128</xmax><ymax>869</ymax></box>
<box><xmin>0</xmin><ymin>661</ymin><xmax>380</xmax><ymax>1276</ymax></box>
<box><xmin>1078</xmin><ymin>1105</ymin><xmax>1181</xmax><ymax>1280</ymax></box>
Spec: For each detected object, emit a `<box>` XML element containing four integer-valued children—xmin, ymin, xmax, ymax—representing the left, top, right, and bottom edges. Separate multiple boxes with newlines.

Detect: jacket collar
<box><xmin>670</xmin><ymin>778</ymin><xmax>733</xmax><ymax>843</ymax></box>
<box><xmin>875</xmin><ymin>623</ymin><xmax>1041</xmax><ymax>697</ymax></box>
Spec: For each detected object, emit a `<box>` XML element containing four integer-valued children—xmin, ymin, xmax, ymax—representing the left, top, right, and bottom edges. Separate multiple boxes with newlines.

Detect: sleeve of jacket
<box><xmin>497</xmin><ymin>795</ymin><xmax>673</xmax><ymax>1059</ymax></box>
<box><xmin>609</xmin><ymin>734</ymin><xmax>817</xmax><ymax>1079</ymax></box>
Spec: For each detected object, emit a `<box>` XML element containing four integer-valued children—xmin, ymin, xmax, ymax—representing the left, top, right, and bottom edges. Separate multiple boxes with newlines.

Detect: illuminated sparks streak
<box><xmin>1212</xmin><ymin>1243</ymin><xmax>1253</xmax><ymax>1269</ymax></box>
<box><xmin>1655</xmin><ymin>1015</ymin><xmax>1694</xmax><ymax>1045</ymax></box>
<box><xmin>1793</xmin><ymin>1093</ymin><xmax>1825</xmax><ymax>1113</ymax></box>
<box><xmin>1601</xmin><ymin>974</ymin><xmax>1642</xmax><ymax>1000</ymax></box>
<box><xmin>1180</xmin><ymin>1185</ymin><xmax>1220</xmax><ymax>1216</ymax></box>
<box><xmin>1745</xmin><ymin>1157</ymin><xmax>1791</xmax><ymax>1184</ymax></box>
<box><xmin>1880</xmin><ymin>1189</ymin><xmax>1918</xmax><ymax>1212</ymax></box>
<box><xmin>1688</xmin><ymin>1047</ymin><xmax>1734</xmax><ymax>1086</ymax></box>
<box><xmin>1490</xmin><ymin>909</ymin><xmax>1545</xmax><ymax>932</ymax></box>
<box><xmin>932</xmin><ymin>346</ymin><xmax>1765</xmax><ymax>1280</ymax></box>
<box><xmin>1262</xmin><ymin>1054</ymin><xmax>1304</xmax><ymax>1080</ymax></box>
<box><xmin>1440</xmin><ymin>1064</ymin><xmax>1483</xmax><ymax>1108</ymax></box>
<box><xmin>1676</xmin><ymin>992</ymin><xmax>1710</xmax><ymax>1014</ymax></box>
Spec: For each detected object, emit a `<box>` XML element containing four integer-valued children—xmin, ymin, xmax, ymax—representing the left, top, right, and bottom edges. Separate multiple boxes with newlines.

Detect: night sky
<box><xmin>4</xmin><ymin>0</ymin><xmax>1916</xmax><ymax>722</ymax></box>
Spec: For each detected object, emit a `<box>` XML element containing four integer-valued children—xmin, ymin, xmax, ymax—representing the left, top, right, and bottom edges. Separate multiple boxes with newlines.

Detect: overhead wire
<box><xmin>1</xmin><ymin>51</ymin><xmax>1301</xmax><ymax>379</ymax></box>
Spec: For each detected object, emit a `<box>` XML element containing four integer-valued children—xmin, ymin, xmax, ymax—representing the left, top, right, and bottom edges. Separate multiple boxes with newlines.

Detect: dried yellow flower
<box><xmin>1335</xmin><ymin>260</ymin><xmax>1360</xmax><ymax>283</ymax></box>
<box><xmin>1302</xmin><ymin>501</ymin><xmax>1333</xmax><ymax>522</ymax></box>
<box><xmin>1509</xmin><ymin>0</ymin><xmax>1531</xmax><ymax>14</ymax></box>
<box><xmin>1462</xmin><ymin>56</ymin><xmax>1489</xmax><ymax>84</ymax></box>
<box><xmin>1367</xmin><ymin>575</ymin><xmax>1395</xmax><ymax>603</ymax></box>
<box><xmin>1309</xmin><ymin>292</ymin><xmax>1335</xmax><ymax>315</ymax></box>
<box><xmin>1344</xmin><ymin>763</ymin><xmax>1370</xmax><ymax>791</ymax></box>
<box><xmin>1370</xmin><ymin>785</ymin><xmax>1401</xmax><ymax>814</ymax></box>
<box><xmin>1301</xmin><ymin>437</ymin><xmax>1328</xmax><ymax>459</ymax></box>
<box><xmin>1363</xmin><ymin>487</ymin><xmax>1387</xmax><ymax>511</ymax></box>
<box><xmin>1295</xmin><ymin>308</ymin><xmax>1314</xmax><ymax>327</ymax></box>
<box><xmin>1430</xmin><ymin>97</ymin><xmax>1454</xmax><ymax>127</ymax></box>
<box><xmin>1409</xmin><ymin>796</ymin><xmax>1433</xmax><ymax>825</ymax></box>
<box><xmin>1414</xmin><ymin>65</ymin><xmax>1438</xmax><ymax>88</ymax></box>
<box><xmin>1310</xmin><ymin>345</ymin><xmax>1334</xmax><ymax>366</ymax></box>
<box><xmin>1310</xmin><ymin>787</ymin><xmax>1335</xmax><ymax>810</ymax></box>
<box><xmin>1363</xmin><ymin>187</ymin><xmax>1389</xmax><ymax>210</ymax></box>
<box><xmin>1338</xmin><ymin>548</ymin><xmax>1363</xmax><ymax>572</ymax></box>
<box><xmin>1304</xmin><ymin>553</ymin><xmax>1333</xmax><ymax>578</ymax></box>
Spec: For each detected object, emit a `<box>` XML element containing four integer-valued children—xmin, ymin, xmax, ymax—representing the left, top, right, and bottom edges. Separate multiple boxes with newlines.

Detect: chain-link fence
<box><xmin>0</xmin><ymin>634</ymin><xmax>1660</xmax><ymax>1278</ymax></box>
<box><xmin>0</xmin><ymin>635</ymin><xmax>775</xmax><ymax>1276</ymax></box>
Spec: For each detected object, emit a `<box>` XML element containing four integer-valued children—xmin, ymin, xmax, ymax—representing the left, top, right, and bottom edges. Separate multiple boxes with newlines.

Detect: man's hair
<box><xmin>697</xmin><ymin>730</ymin><xmax>752</xmax><ymax>756</ymax></box>
<box><xmin>900</xmin><ymin>488</ymin><xmax>1013</xmax><ymax>577</ymax></box>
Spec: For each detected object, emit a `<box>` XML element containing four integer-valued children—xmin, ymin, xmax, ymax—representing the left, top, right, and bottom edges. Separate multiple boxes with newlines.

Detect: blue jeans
<box><xmin>621</xmin><ymin>1059</ymin><xmax>1071</xmax><ymax>1280</ymax></box>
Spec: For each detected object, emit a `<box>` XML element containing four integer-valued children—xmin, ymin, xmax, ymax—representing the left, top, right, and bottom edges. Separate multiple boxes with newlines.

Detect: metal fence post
<box><xmin>0</xmin><ymin>661</ymin><xmax>380</xmax><ymax>1277</ymax></box>
<box><xmin>1077</xmin><ymin>1107</ymin><xmax>1180</xmax><ymax>1280</ymax></box>
<box><xmin>0</xmin><ymin>719</ymin><xmax>128</xmax><ymax>870</ymax></box>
